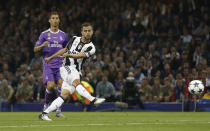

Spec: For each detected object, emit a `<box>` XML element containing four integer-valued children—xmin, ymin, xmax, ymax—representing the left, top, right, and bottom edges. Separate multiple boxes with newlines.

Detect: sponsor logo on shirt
<box><xmin>48</xmin><ymin>43</ymin><xmax>62</xmax><ymax>48</ymax></box>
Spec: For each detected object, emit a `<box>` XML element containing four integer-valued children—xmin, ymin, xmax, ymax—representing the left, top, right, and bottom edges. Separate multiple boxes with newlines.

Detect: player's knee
<box><xmin>47</xmin><ymin>82</ymin><xmax>55</xmax><ymax>90</ymax></box>
<box><xmin>57</xmin><ymin>79</ymin><xmax>63</xmax><ymax>89</ymax></box>
<box><xmin>61</xmin><ymin>89</ymin><xmax>70</xmax><ymax>99</ymax></box>
<box><xmin>72</xmin><ymin>79</ymin><xmax>80</xmax><ymax>87</ymax></box>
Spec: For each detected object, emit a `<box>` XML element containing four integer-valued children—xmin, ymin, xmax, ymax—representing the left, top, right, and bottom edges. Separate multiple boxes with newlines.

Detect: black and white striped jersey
<box><xmin>62</xmin><ymin>36</ymin><xmax>96</xmax><ymax>74</ymax></box>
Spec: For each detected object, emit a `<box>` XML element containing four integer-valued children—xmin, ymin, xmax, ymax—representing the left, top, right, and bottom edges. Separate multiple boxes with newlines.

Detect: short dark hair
<box><xmin>49</xmin><ymin>7</ymin><xmax>59</xmax><ymax>19</ymax></box>
<box><xmin>81</xmin><ymin>22</ymin><xmax>93</xmax><ymax>30</ymax></box>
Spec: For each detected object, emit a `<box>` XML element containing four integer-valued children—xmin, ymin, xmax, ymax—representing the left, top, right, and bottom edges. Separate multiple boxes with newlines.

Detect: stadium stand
<box><xmin>0</xmin><ymin>0</ymin><xmax>210</xmax><ymax>111</ymax></box>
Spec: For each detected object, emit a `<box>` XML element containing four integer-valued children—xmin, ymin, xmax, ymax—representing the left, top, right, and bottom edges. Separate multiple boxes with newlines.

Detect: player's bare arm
<box><xmin>34</xmin><ymin>41</ymin><xmax>49</xmax><ymax>52</ymax></box>
<box><xmin>61</xmin><ymin>52</ymin><xmax>87</xmax><ymax>59</ymax></box>
<box><xmin>45</xmin><ymin>48</ymin><xmax>67</xmax><ymax>64</ymax></box>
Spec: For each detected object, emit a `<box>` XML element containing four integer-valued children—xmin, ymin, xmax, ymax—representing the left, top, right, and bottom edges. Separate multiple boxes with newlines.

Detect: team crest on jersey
<box><xmin>78</xmin><ymin>45</ymin><xmax>82</xmax><ymax>50</ymax></box>
<box><xmin>60</xmin><ymin>36</ymin><xmax>63</xmax><ymax>41</ymax></box>
<box><xmin>48</xmin><ymin>33</ymin><xmax>51</xmax><ymax>37</ymax></box>
<box><xmin>75</xmin><ymin>43</ymin><xmax>84</xmax><ymax>52</ymax></box>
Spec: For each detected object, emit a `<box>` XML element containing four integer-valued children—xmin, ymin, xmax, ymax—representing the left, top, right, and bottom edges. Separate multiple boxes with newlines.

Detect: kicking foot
<box><xmin>94</xmin><ymin>98</ymin><xmax>105</xmax><ymax>105</ymax></box>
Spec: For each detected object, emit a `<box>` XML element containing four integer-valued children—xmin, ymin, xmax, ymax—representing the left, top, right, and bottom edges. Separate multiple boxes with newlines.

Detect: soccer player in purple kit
<box><xmin>34</xmin><ymin>9</ymin><xmax>68</xmax><ymax>117</ymax></box>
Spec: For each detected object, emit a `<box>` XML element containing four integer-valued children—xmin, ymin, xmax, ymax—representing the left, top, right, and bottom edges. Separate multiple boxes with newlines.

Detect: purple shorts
<box><xmin>43</xmin><ymin>66</ymin><xmax>62</xmax><ymax>85</ymax></box>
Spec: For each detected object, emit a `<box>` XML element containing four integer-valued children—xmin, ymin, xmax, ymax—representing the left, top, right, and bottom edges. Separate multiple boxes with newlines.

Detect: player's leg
<box><xmin>68</xmin><ymin>67</ymin><xmax>105</xmax><ymax>104</ymax></box>
<box><xmin>55</xmin><ymin>78</ymin><xmax>65</xmax><ymax>117</ymax></box>
<box><xmin>57</xmin><ymin>79</ymin><xmax>63</xmax><ymax>96</ymax></box>
<box><xmin>39</xmin><ymin>89</ymin><xmax>69</xmax><ymax>121</ymax></box>
<box><xmin>39</xmin><ymin>81</ymin><xmax>75</xmax><ymax>121</ymax></box>
<box><xmin>72</xmin><ymin>79</ymin><xmax>95</xmax><ymax>101</ymax></box>
<box><xmin>44</xmin><ymin>89</ymin><xmax>69</xmax><ymax>114</ymax></box>
<box><xmin>43</xmin><ymin>81</ymin><xmax>56</xmax><ymax>109</ymax></box>
<box><xmin>72</xmin><ymin>79</ymin><xmax>105</xmax><ymax>104</ymax></box>
<box><xmin>60</xmin><ymin>66</ymin><xmax>98</xmax><ymax>102</ymax></box>
<box><xmin>54</xmin><ymin>67</ymin><xmax>63</xmax><ymax>98</ymax></box>
<box><xmin>43</xmin><ymin>67</ymin><xmax>56</xmax><ymax>109</ymax></box>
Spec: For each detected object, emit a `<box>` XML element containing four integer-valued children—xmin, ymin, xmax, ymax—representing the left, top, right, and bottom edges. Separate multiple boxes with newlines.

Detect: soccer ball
<box><xmin>188</xmin><ymin>80</ymin><xmax>204</xmax><ymax>95</ymax></box>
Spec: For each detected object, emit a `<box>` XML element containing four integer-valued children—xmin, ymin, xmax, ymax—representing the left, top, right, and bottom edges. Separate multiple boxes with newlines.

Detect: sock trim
<box><xmin>60</xmin><ymin>96</ymin><xmax>65</xmax><ymax>101</ymax></box>
<box><xmin>75</xmin><ymin>83</ymin><xmax>81</xmax><ymax>88</ymax></box>
<box><xmin>42</xmin><ymin>112</ymin><xmax>48</xmax><ymax>114</ymax></box>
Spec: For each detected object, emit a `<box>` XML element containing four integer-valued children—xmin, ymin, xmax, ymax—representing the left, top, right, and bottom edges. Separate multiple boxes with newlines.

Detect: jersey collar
<box><xmin>49</xmin><ymin>28</ymin><xmax>60</xmax><ymax>34</ymax></box>
<box><xmin>80</xmin><ymin>37</ymin><xmax>91</xmax><ymax>44</ymax></box>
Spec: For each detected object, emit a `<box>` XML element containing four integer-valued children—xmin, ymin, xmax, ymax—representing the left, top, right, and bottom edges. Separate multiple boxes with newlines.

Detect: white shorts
<box><xmin>60</xmin><ymin>66</ymin><xmax>80</xmax><ymax>94</ymax></box>
<box><xmin>61</xmin><ymin>81</ymin><xmax>75</xmax><ymax>94</ymax></box>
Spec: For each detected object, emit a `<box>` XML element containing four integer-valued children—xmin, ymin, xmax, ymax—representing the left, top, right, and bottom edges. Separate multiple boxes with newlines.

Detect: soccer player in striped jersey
<box><xmin>34</xmin><ymin>9</ymin><xmax>68</xmax><ymax>117</ymax></box>
<box><xmin>39</xmin><ymin>23</ymin><xmax>105</xmax><ymax>121</ymax></box>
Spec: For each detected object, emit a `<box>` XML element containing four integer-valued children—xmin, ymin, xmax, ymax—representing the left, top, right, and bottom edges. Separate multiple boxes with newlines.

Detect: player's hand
<box><xmin>45</xmin><ymin>57</ymin><xmax>52</xmax><ymax>64</ymax></box>
<box><xmin>42</xmin><ymin>41</ymin><xmax>49</xmax><ymax>47</ymax></box>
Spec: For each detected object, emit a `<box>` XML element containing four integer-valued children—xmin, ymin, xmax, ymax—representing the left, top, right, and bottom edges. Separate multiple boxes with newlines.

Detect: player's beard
<box><xmin>84</xmin><ymin>36</ymin><xmax>90</xmax><ymax>41</ymax></box>
<box><xmin>86</xmin><ymin>35</ymin><xmax>91</xmax><ymax>40</ymax></box>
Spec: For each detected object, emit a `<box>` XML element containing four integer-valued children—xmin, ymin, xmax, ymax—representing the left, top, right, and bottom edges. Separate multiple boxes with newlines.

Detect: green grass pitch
<box><xmin>0</xmin><ymin>112</ymin><xmax>210</xmax><ymax>131</ymax></box>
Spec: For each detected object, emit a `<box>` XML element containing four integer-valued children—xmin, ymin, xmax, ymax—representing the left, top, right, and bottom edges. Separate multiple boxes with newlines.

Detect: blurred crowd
<box><xmin>0</xmin><ymin>0</ymin><xmax>210</xmax><ymax>106</ymax></box>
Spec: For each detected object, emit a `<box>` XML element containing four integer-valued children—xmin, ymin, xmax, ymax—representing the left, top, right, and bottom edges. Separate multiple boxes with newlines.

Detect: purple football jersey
<box><xmin>35</xmin><ymin>29</ymin><xmax>69</xmax><ymax>68</ymax></box>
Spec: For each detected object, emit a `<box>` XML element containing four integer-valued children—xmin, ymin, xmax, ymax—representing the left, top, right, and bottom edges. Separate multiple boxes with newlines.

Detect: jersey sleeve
<box><xmin>63</xmin><ymin>34</ymin><xmax>69</xmax><ymax>48</ymax></box>
<box><xmin>84</xmin><ymin>44</ymin><xmax>96</xmax><ymax>58</ymax></box>
<box><xmin>35</xmin><ymin>33</ymin><xmax>45</xmax><ymax>47</ymax></box>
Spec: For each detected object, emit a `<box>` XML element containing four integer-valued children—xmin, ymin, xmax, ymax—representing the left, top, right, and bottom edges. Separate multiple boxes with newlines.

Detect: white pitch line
<box><xmin>88</xmin><ymin>124</ymin><xmax>111</xmax><ymax>126</ymax></box>
<box><xmin>179</xmin><ymin>120</ymin><xmax>191</xmax><ymax>122</ymax></box>
<box><xmin>179</xmin><ymin>120</ymin><xmax>210</xmax><ymax>124</ymax></box>
<box><xmin>0</xmin><ymin>121</ymin><xmax>209</xmax><ymax>128</ymax></box>
<box><xmin>179</xmin><ymin>120</ymin><xmax>203</xmax><ymax>122</ymax></box>
<box><xmin>0</xmin><ymin>125</ymin><xmax>29</xmax><ymax>128</ymax></box>
<box><xmin>0</xmin><ymin>124</ymin><xmax>85</xmax><ymax>128</ymax></box>
<box><xmin>0</xmin><ymin>124</ymin><xmax>110</xmax><ymax>128</ymax></box>
<box><xmin>126</xmin><ymin>123</ymin><xmax>178</xmax><ymax>125</ymax></box>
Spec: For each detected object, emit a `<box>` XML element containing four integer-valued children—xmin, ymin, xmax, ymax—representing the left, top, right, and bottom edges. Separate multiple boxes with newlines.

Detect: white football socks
<box><xmin>44</xmin><ymin>97</ymin><xmax>64</xmax><ymax>114</ymax></box>
<box><xmin>76</xmin><ymin>84</ymin><xmax>95</xmax><ymax>101</ymax></box>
